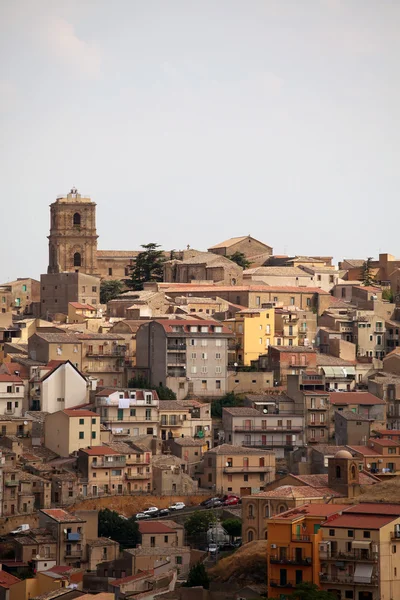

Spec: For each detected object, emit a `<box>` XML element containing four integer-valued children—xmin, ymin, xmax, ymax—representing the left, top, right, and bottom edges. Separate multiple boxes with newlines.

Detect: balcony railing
<box><xmin>167</xmin><ymin>343</ymin><xmax>187</xmax><ymax>351</ymax></box>
<box><xmin>270</xmin><ymin>555</ymin><xmax>312</xmax><ymax>565</ymax></box>
<box><xmin>321</xmin><ymin>550</ymin><xmax>378</xmax><ymax>562</ymax></box>
<box><xmin>242</xmin><ymin>441</ymin><xmax>294</xmax><ymax>450</ymax></box>
<box><xmin>270</xmin><ymin>580</ymin><xmax>295</xmax><ymax>588</ymax></box>
<box><xmin>64</xmin><ymin>549</ymin><xmax>83</xmax><ymax>558</ymax></box>
<box><xmin>292</xmin><ymin>534</ymin><xmax>310</xmax><ymax>542</ymax></box>
<box><xmin>308</xmin><ymin>422</ymin><xmax>327</xmax><ymax>427</ymax></box>
<box><xmin>234</xmin><ymin>425</ymin><xmax>302</xmax><ymax>433</ymax></box>
<box><xmin>92</xmin><ymin>459</ymin><xmax>126</xmax><ymax>468</ymax></box>
<box><xmin>86</xmin><ymin>348</ymin><xmax>126</xmax><ymax>357</ymax></box>
<box><xmin>125</xmin><ymin>472</ymin><xmax>150</xmax><ymax>480</ymax></box>
<box><xmin>320</xmin><ymin>574</ymin><xmax>378</xmax><ymax>586</ymax></box>
<box><xmin>4</xmin><ymin>480</ymin><xmax>18</xmax><ymax>487</ymax></box>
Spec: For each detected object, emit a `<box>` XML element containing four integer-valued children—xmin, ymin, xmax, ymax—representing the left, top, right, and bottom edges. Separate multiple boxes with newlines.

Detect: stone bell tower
<box><xmin>47</xmin><ymin>187</ymin><xmax>99</xmax><ymax>275</ymax></box>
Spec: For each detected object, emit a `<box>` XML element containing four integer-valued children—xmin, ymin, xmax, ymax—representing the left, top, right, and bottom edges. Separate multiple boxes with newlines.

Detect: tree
<box><xmin>98</xmin><ymin>509</ymin><xmax>139</xmax><ymax>548</ymax></box>
<box><xmin>383</xmin><ymin>288</ymin><xmax>394</xmax><ymax>302</ymax></box>
<box><xmin>228</xmin><ymin>251</ymin><xmax>251</xmax><ymax>269</ymax></box>
<box><xmin>361</xmin><ymin>257</ymin><xmax>375</xmax><ymax>286</ymax></box>
<box><xmin>183</xmin><ymin>561</ymin><xmax>209</xmax><ymax>589</ymax></box>
<box><xmin>211</xmin><ymin>392</ymin><xmax>245</xmax><ymax>418</ymax></box>
<box><xmin>221</xmin><ymin>518</ymin><xmax>241</xmax><ymax>539</ymax></box>
<box><xmin>128</xmin><ymin>377</ymin><xmax>176</xmax><ymax>400</ymax></box>
<box><xmin>100</xmin><ymin>279</ymin><xmax>124</xmax><ymax>304</ymax></box>
<box><xmin>128</xmin><ymin>243</ymin><xmax>165</xmax><ymax>290</ymax></box>
<box><xmin>271</xmin><ymin>583</ymin><xmax>337</xmax><ymax>600</ymax></box>
<box><xmin>184</xmin><ymin>511</ymin><xmax>217</xmax><ymax>537</ymax></box>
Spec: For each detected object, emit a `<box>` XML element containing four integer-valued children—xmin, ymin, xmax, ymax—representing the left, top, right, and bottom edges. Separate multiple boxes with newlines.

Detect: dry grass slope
<box><xmin>357</xmin><ymin>478</ymin><xmax>400</xmax><ymax>503</ymax></box>
<box><xmin>208</xmin><ymin>540</ymin><xmax>267</xmax><ymax>584</ymax></box>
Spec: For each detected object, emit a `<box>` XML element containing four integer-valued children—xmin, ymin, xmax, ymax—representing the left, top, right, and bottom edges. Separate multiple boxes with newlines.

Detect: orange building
<box><xmin>267</xmin><ymin>503</ymin><xmax>348</xmax><ymax>597</ymax></box>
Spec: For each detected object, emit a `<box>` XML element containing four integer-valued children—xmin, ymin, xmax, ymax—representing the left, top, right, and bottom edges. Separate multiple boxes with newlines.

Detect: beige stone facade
<box><xmin>164</xmin><ymin>252</ymin><xmax>243</xmax><ymax>285</ymax></box>
<box><xmin>44</xmin><ymin>410</ymin><xmax>100</xmax><ymax>457</ymax></box>
<box><xmin>0</xmin><ymin>278</ymin><xmax>40</xmax><ymax>315</ymax></box>
<box><xmin>77</xmin><ymin>446</ymin><xmax>127</xmax><ymax>497</ymax></box>
<box><xmin>199</xmin><ymin>443</ymin><xmax>275</xmax><ymax>495</ymax></box>
<box><xmin>208</xmin><ymin>235</ymin><xmax>273</xmax><ymax>260</ymax></box>
<box><xmin>77</xmin><ymin>332</ymin><xmax>126</xmax><ymax>387</ymax></box>
<box><xmin>94</xmin><ymin>388</ymin><xmax>159</xmax><ymax>439</ymax></box>
<box><xmin>158</xmin><ymin>399</ymin><xmax>212</xmax><ymax>443</ymax></box>
<box><xmin>40</xmin><ymin>272</ymin><xmax>101</xmax><ymax>318</ymax></box>
<box><xmin>28</xmin><ymin>332</ymin><xmax>82</xmax><ymax>369</ymax></box>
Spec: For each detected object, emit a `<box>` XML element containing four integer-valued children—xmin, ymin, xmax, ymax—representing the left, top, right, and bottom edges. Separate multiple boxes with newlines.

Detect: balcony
<box><xmin>167</xmin><ymin>343</ymin><xmax>187</xmax><ymax>351</ymax></box>
<box><xmin>242</xmin><ymin>441</ymin><xmax>294</xmax><ymax>450</ymax></box>
<box><xmin>65</xmin><ymin>532</ymin><xmax>81</xmax><ymax>541</ymax></box>
<box><xmin>320</xmin><ymin>574</ymin><xmax>378</xmax><ymax>586</ymax></box>
<box><xmin>64</xmin><ymin>549</ymin><xmax>83</xmax><ymax>558</ymax></box>
<box><xmin>167</xmin><ymin>368</ymin><xmax>186</xmax><ymax>378</ymax></box>
<box><xmin>35</xmin><ymin>553</ymin><xmax>56</xmax><ymax>560</ymax></box>
<box><xmin>223</xmin><ymin>465</ymin><xmax>273</xmax><ymax>474</ymax></box>
<box><xmin>292</xmin><ymin>534</ymin><xmax>310</xmax><ymax>542</ymax></box>
<box><xmin>308</xmin><ymin>422</ymin><xmax>327</xmax><ymax>427</ymax></box>
<box><xmin>321</xmin><ymin>550</ymin><xmax>378</xmax><ymax>562</ymax></box>
<box><xmin>86</xmin><ymin>348</ymin><xmax>126</xmax><ymax>357</ymax></box>
<box><xmin>4</xmin><ymin>480</ymin><xmax>18</xmax><ymax>487</ymax></box>
<box><xmin>270</xmin><ymin>580</ymin><xmax>295</xmax><ymax>589</ymax></box>
<box><xmin>160</xmin><ymin>420</ymin><xmax>181</xmax><ymax>427</ymax></box>
<box><xmin>125</xmin><ymin>472</ymin><xmax>150</xmax><ymax>480</ymax></box>
<box><xmin>270</xmin><ymin>555</ymin><xmax>312</xmax><ymax>566</ymax></box>
<box><xmin>234</xmin><ymin>425</ymin><xmax>302</xmax><ymax>433</ymax></box>
<box><xmin>92</xmin><ymin>459</ymin><xmax>126</xmax><ymax>468</ymax></box>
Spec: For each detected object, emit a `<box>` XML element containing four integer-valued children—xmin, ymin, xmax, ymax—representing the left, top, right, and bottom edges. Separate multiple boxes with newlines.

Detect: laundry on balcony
<box><xmin>118</xmin><ymin>398</ymin><xmax>130</xmax><ymax>409</ymax></box>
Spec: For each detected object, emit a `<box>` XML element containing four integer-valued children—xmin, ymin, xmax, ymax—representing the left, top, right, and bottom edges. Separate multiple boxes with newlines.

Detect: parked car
<box><xmin>221</xmin><ymin>494</ymin><xmax>239</xmax><ymax>502</ymax></box>
<box><xmin>208</xmin><ymin>543</ymin><xmax>219</xmax><ymax>555</ymax></box>
<box><xmin>169</xmin><ymin>502</ymin><xmax>186</xmax><ymax>511</ymax></box>
<box><xmin>201</xmin><ymin>497</ymin><xmax>220</xmax><ymax>507</ymax></box>
<box><xmin>206</xmin><ymin>499</ymin><xmax>223</xmax><ymax>509</ymax></box>
<box><xmin>10</xmin><ymin>524</ymin><xmax>30</xmax><ymax>535</ymax></box>
<box><xmin>223</xmin><ymin>496</ymin><xmax>240</xmax><ymax>506</ymax></box>
<box><xmin>143</xmin><ymin>506</ymin><xmax>159</xmax><ymax>515</ymax></box>
<box><xmin>135</xmin><ymin>513</ymin><xmax>151</xmax><ymax>520</ymax></box>
<box><xmin>157</xmin><ymin>508</ymin><xmax>170</xmax><ymax>517</ymax></box>
<box><xmin>232</xmin><ymin>537</ymin><xmax>242</xmax><ymax>548</ymax></box>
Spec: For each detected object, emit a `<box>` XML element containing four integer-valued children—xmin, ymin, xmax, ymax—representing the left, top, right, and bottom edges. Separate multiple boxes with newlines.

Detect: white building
<box><xmin>30</xmin><ymin>360</ymin><xmax>89</xmax><ymax>412</ymax></box>
<box><xmin>0</xmin><ymin>374</ymin><xmax>24</xmax><ymax>417</ymax></box>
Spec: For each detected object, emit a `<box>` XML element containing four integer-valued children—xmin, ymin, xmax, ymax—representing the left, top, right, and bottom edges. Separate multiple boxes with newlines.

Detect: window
<box><xmin>164</xmin><ymin>535</ymin><xmax>169</xmax><ymax>543</ymax></box>
<box><xmin>290</xmin><ymin>297</ymin><xmax>295</xmax><ymax>305</ymax></box>
<box><xmin>344</xmin><ymin>592</ymin><xmax>354</xmax><ymax>599</ymax></box>
<box><xmin>202</xmin><ymin>380</ymin><xmax>207</xmax><ymax>389</ymax></box>
<box><xmin>22</xmin><ymin>284</ymin><xmax>27</xmax><ymax>292</ymax></box>
<box><xmin>306</xmin><ymin>298</ymin><xmax>311</xmax><ymax>307</ymax></box>
<box><xmin>92</xmin><ymin>431</ymin><xmax>96</xmax><ymax>439</ymax></box>
<box><xmin>108</xmin><ymin>268</ymin><xmax>113</xmax><ymax>276</ymax></box>
<box><xmin>191</xmin><ymin>352</ymin><xmax>197</xmax><ymax>359</ymax></box>
<box><xmin>248</xmin><ymin>530</ymin><xmax>254</xmax><ymax>542</ymax></box>
<box><xmin>73</xmin><ymin>252</ymin><xmax>82</xmax><ymax>267</ymax></box>
<box><xmin>248</xmin><ymin>504</ymin><xmax>254</xmax><ymax>517</ymax></box>
<box><xmin>256</xmin><ymin>296</ymin><xmax>260</xmax><ymax>306</ymax></box>
<box><xmin>216</xmin><ymin>380</ymin><xmax>221</xmax><ymax>390</ymax></box>
<box><xmin>79</xmin><ymin>432</ymin><xmax>84</xmax><ymax>439</ymax></box>
<box><xmin>191</xmin><ymin>367</ymin><xmax>197</xmax><ymax>374</ymax></box>
<box><xmin>150</xmin><ymin>536</ymin><xmax>155</xmax><ymax>547</ymax></box>
<box><xmin>176</xmin><ymin>556</ymin><xmax>182</xmax><ymax>565</ymax></box>
<box><xmin>73</xmin><ymin>212</ymin><xmax>81</xmax><ymax>225</ymax></box>
<box><xmin>363</xmin><ymin>531</ymin><xmax>371</xmax><ymax>538</ymax></box>
<box><xmin>393</xmin><ymin>545</ymin><xmax>397</xmax><ymax>554</ymax></box>
<box><xmin>215</xmin><ymin>352</ymin><xmax>221</xmax><ymax>359</ymax></box>
<box><xmin>202</xmin><ymin>352</ymin><xmax>207</xmax><ymax>359</ymax></box>
<box><xmin>215</xmin><ymin>366</ymin><xmax>222</xmax><ymax>374</ymax></box>
<box><xmin>130</xmin><ymin>409</ymin><xmax>136</xmax><ymax>416</ymax></box>
<box><xmin>329</xmin><ymin>529</ymin><xmax>335</xmax><ymax>536</ymax></box>
<box><xmin>145</xmin><ymin>409</ymin><xmax>151</xmax><ymax>421</ymax></box>
<box><xmin>6</xmin><ymin>386</ymin><xmax>12</xmax><ymax>393</ymax></box>
<box><xmin>348</xmin><ymin>530</ymin><xmax>354</xmax><ymax>537</ymax></box>
<box><xmin>79</xmin><ymin>418</ymin><xmax>84</xmax><ymax>425</ymax></box>
<box><xmin>244</xmin><ymin>474</ymin><xmax>248</xmax><ymax>482</ymax></box>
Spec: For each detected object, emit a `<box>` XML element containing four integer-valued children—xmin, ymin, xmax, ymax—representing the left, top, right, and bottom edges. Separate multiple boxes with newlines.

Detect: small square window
<box><xmin>348</xmin><ymin>530</ymin><xmax>354</xmax><ymax>537</ymax></box>
<box><xmin>79</xmin><ymin>418</ymin><xmax>84</xmax><ymax>425</ymax></box>
<box><xmin>329</xmin><ymin>529</ymin><xmax>335</xmax><ymax>537</ymax></box>
<box><xmin>79</xmin><ymin>432</ymin><xmax>84</xmax><ymax>439</ymax></box>
<box><xmin>363</xmin><ymin>531</ymin><xmax>371</xmax><ymax>539</ymax></box>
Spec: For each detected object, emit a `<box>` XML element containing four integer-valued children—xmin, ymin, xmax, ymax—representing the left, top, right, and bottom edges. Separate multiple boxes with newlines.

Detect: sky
<box><xmin>0</xmin><ymin>0</ymin><xmax>399</xmax><ymax>282</ymax></box>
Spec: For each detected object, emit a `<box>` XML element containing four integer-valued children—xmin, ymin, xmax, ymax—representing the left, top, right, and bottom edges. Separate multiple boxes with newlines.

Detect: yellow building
<box><xmin>225</xmin><ymin>308</ymin><xmax>274</xmax><ymax>366</ymax></box>
<box><xmin>44</xmin><ymin>410</ymin><xmax>101</xmax><ymax>457</ymax></box>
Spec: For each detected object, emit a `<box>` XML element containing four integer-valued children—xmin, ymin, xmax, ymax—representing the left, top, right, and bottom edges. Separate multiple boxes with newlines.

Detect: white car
<box><xmin>135</xmin><ymin>513</ymin><xmax>151</xmax><ymax>520</ymax></box>
<box><xmin>208</xmin><ymin>543</ymin><xmax>219</xmax><ymax>555</ymax></box>
<box><xmin>169</xmin><ymin>502</ymin><xmax>186</xmax><ymax>511</ymax></box>
<box><xmin>143</xmin><ymin>506</ymin><xmax>159</xmax><ymax>515</ymax></box>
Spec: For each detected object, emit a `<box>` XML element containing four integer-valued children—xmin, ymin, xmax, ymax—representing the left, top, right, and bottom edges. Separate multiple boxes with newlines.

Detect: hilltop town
<box><xmin>1</xmin><ymin>188</ymin><xmax>400</xmax><ymax>599</ymax></box>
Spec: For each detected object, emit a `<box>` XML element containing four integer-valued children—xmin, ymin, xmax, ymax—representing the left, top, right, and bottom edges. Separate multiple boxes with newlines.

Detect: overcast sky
<box><xmin>1</xmin><ymin>0</ymin><xmax>399</xmax><ymax>282</ymax></box>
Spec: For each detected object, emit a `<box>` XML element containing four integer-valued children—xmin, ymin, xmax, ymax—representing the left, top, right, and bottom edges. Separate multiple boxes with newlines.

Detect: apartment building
<box><xmin>40</xmin><ymin>272</ymin><xmax>100</xmax><ymax>318</ymax></box>
<box><xmin>108</xmin><ymin>319</ymin><xmax>142</xmax><ymax>367</ymax></box>
<box><xmin>138</xmin><ymin>519</ymin><xmax>184</xmax><ymax>548</ymax></box>
<box><xmin>136</xmin><ymin>319</ymin><xmax>231</xmax><ymax>399</ymax></box>
<box><xmin>330</xmin><ymin>392</ymin><xmax>386</xmax><ymax>436</ymax></box>
<box><xmin>13</xmin><ymin>528</ymin><xmax>57</xmax><ymax>569</ymax></box>
<box><xmin>287</xmin><ymin>373</ymin><xmax>330</xmax><ymax>444</ymax></box>
<box><xmin>105</xmin><ymin>441</ymin><xmax>152</xmax><ymax>493</ymax></box>
<box><xmin>29</xmin><ymin>360</ymin><xmax>88</xmax><ymax>413</ymax></box>
<box><xmin>348</xmin><ymin>438</ymin><xmax>400</xmax><ymax>478</ymax></box>
<box><xmin>222</xmin><ymin>407</ymin><xmax>304</xmax><ymax>458</ymax></box>
<box><xmin>167</xmin><ymin>437</ymin><xmax>208</xmax><ymax>476</ymax></box>
<box><xmin>335</xmin><ymin>410</ymin><xmax>372</xmax><ymax>445</ymax></box>
<box><xmin>28</xmin><ymin>332</ymin><xmax>82</xmax><ymax>369</ymax></box>
<box><xmin>369</xmin><ymin>373</ymin><xmax>400</xmax><ymax>429</ymax></box>
<box><xmin>0</xmin><ymin>278</ymin><xmax>40</xmax><ymax>315</ymax></box>
<box><xmin>274</xmin><ymin>308</ymin><xmax>299</xmax><ymax>347</ymax></box>
<box><xmin>224</xmin><ymin>308</ymin><xmax>274</xmax><ymax>366</ymax></box>
<box><xmin>0</xmin><ymin>415</ymin><xmax>31</xmax><ymax>440</ymax></box>
<box><xmin>199</xmin><ymin>444</ymin><xmax>275</xmax><ymax>495</ymax></box>
<box><xmin>152</xmin><ymin>453</ymin><xmax>198</xmax><ymax>495</ymax></box>
<box><xmin>320</xmin><ymin>503</ymin><xmax>400</xmax><ymax>600</ymax></box>
<box><xmin>159</xmin><ymin>399</ymin><xmax>212</xmax><ymax>442</ymax></box>
<box><xmin>77</xmin><ymin>446</ymin><xmax>127</xmax><ymax>497</ymax></box>
<box><xmin>2</xmin><ymin>468</ymin><xmax>51</xmax><ymax>517</ymax></box>
<box><xmin>38</xmin><ymin>509</ymin><xmax>87</xmax><ymax>567</ymax></box>
<box><xmin>0</xmin><ymin>285</ymin><xmax>13</xmax><ymax>314</ymax></box>
<box><xmin>94</xmin><ymin>388</ymin><xmax>159</xmax><ymax>438</ymax></box>
<box><xmin>0</xmin><ymin>374</ymin><xmax>24</xmax><ymax>418</ymax></box>
<box><xmin>264</xmin><ymin>346</ymin><xmax>317</xmax><ymax>386</ymax></box>
<box><xmin>44</xmin><ymin>410</ymin><xmax>101</xmax><ymax>457</ymax></box>
<box><xmin>267</xmin><ymin>504</ymin><xmax>348</xmax><ymax>597</ymax></box>
<box><xmin>77</xmin><ymin>332</ymin><xmax>126</xmax><ymax>388</ymax></box>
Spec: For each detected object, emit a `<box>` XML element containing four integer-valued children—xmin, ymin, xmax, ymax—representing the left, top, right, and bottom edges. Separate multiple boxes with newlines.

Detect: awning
<box><xmin>352</xmin><ymin>540</ymin><xmax>371</xmax><ymax>549</ymax></box>
<box><xmin>322</xmin><ymin>366</ymin><xmax>335</xmax><ymax>377</ymax></box>
<box><xmin>354</xmin><ymin>563</ymin><xmax>373</xmax><ymax>583</ymax></box>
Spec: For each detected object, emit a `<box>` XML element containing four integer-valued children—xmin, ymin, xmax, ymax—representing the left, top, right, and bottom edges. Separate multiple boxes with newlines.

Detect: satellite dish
<box><xmin>263</xmin><ymin>409</ymin><xmax>268</xmax><ymax>414</ymax></box>
<box><xmin>234</xmin><ymin>362</ymin><xmax>238</xmax><ymax>368</ymax></box>
<box><xmin>36</xmin><ymin>554</ymin><xmax>40</xmax><ymax>559</ymax></box>
<box><xmin>24</xmin><ymin>421</ymin><xmax>28</xmax><ymax>425</ymax></box>
<box><xmin>367</xmin><ymin>463</ymin><xmax>371</xmax><ymax>469</ymax></box>
<box><xmin>63</xmin><ymin>529</ymin><xmax>67</xmax><ymax>534</ymax></box>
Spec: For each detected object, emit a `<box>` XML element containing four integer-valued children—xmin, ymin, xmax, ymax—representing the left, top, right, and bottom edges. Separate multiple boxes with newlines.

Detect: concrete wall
<box><xmin>42</xmin><ymin>362</ymin><xmax>88</xmax><ymax>412</ymax></box>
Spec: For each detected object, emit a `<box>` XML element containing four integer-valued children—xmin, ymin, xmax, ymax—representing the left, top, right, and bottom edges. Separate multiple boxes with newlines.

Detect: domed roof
<box><xmin>335</xmin><ymin>449</ymin><xmax>353</xmax><ymax>459</ymax></box>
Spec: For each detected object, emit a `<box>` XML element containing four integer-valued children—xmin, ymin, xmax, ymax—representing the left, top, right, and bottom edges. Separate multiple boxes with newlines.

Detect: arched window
<box><xmin>73</xmin><ymin>212</ymin><xmax>81</xmax><ymax>226</ymax></box>
<box><xmin>336</xmin><ymin>465</ymin><xmax>341</xmax><ymax>479</ymax></box>
<box><xmin>351</xmin><ymin>465</ymin><xmax>356</xmax><ymax>479</ymax></box>
<box><xmin>73</xmin><ymin>252</ymin><xmax>82</xmax><ymax>267</ymax></box>
<box><xmin>247</xmin><ymin>530</ymin><xmax>254</xmax><ymax>543</ymax></box>
<box><xmin>278</xmin><ymin>504</ymin><xmax>287</xmax><ymax>514</ymax></box>
<box><xmin>265</xmin><ymin>504</ymin><xmax>270</xmax><ymax>518</ymax></box>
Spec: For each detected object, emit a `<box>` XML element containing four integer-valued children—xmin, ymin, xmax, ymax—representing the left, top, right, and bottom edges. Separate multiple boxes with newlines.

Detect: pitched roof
<box><xmin>208</xmin><ymin>236</ymin><xmax>265</xmax><ymax>250</ymax></box>
<box><xmin>138</xmin><ymin>521</ymin><xmax>175</xmax><ymax>534</ymax></box>
<box><xmin>273</xmin><ymin>503</ymin><xmax>350</xmax><ymax>519</ymax></box>
<box><xmin>346</xmin><ymin>503</ymin><xmax>400</xmax><ymax>515</ymax></box>
<box><xmin>0</xmin><ymin>373</ymin><xmax>23</xmax><ymax>383</ymax></box>
<box><xmin>249</xmin><ymin>485</ymin><xmax>339</xmax><ymax>499</ymax></box>
<box><xmin>110</xmin><ymin>570</ymin><xmax>153</xmax><ymax>587</ymax></box>
<box><xmin>159</xmin><ymin>283</ymin><xmax>330</xmax><ymax>294</ymax></box>
<box><xmin>34</xmin><ymin>332</ymin><xmax>81</xmax><ymax>344</ymax></box>
<box><xmin>172</xmin><ymin>437</ymin><xmax>207</xmax><ymax>447</ymax></box>
<box><xmin>40</xmin><ymin>509</ymin><xmax>85</xmax><ymax>523</ymax></box>
<box><xmin>222</xmin><ymin>407</ymin><xmax>262</xmax><ymax>417</ymax></box>
<box><xmin>323</xmin><ymin>513</ymin><xmax>395</xmax><ymax>529</ymax></box>
<box><xmin>62</xmin><ymin>409</ymin><xmax>97</xmax><ymax>418</ymax></box>
<box><xmin>0</xmin><ymin>570</ymin><xmax>20</xmax><ymax>588</ymax></box>
<box><xmin>316</xmin><ymin>353</ymin><xmax>356</xmax><ymax>367</ymax></box>
<box><xmin>76</xmin><ymin>333</ymin><xmax>124</xmax><ymax>340</ymax></box>
<box><xmin>336</xmin><ymin>410</ymin><xmax>372</xmax><ymax>421</ymax></box>
<box><xmin>69</xmin><ymin>302</ymin><xmax>95</xmax><ymax>310</ymax></box>
<box><xmin>79</xmin><ymin>446</ymin><xmax>121</xmax><ymax>456</ymax></box>
<box><xmin>207</xmin><ymin>443</ymin><xmax>274</xmax><ymax>455</ymax></box>
<box><xmin>330</xmin><ymin>392</ymin><xmax>385</xmax><ymax>406</ymax></box>
<box><xmin>153</xmin><ymin>320</ymin><xmax>232</xmax><ymax>335</ymax></box>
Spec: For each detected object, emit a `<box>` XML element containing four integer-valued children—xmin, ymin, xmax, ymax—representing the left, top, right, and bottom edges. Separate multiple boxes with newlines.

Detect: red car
<box><xmin>223</xmin><ymin>496</ymin><xmax>240</xmax><ymax>506</ymax></box>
